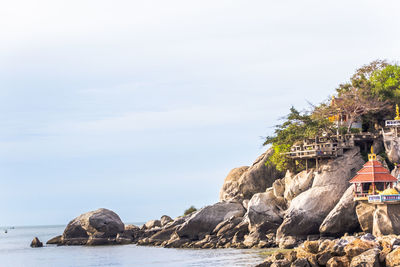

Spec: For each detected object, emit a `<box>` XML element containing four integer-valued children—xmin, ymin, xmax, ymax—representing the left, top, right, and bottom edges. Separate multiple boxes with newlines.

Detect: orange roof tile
<box><xmin>349</xmin><ymin>160</ymin><xmax>398</xmax><ymax>183</ymax></box>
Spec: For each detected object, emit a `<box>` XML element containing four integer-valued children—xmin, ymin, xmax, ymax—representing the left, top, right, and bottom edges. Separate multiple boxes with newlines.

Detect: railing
<box><xmin>284</xmin><ymin>149</ymin><xmax>338</xmax><ymax>158</ymax></box>
<box><xmin>368</xmin><ymin>194</ymin><xmax>400</xmax><ymax>203</ymax></box>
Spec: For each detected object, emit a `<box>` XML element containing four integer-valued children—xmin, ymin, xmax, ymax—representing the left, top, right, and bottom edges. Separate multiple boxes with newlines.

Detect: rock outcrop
<box><xmin>353</xmin><ymin>203</ymin><xmax>400</xmax><ymax>236</ymax></box>
<box><xmin>373</xmin><ymin>205</ymin><xmax>400</xmax><ymax>236</ymax></box>
<box><xmin>257</xmin><ymin>236</ymin><xmax>391</xmax><ymax>267</ymax></box>
<box><xmin>283</xmin><ymin>169</ymin><xmax>314</xmax><ymax>203</ymax></box>
<box><xmin>356</xmin><ymin>202</ymin><xmax>375</xmax><ymax>233</ymax></box>
<box><xmin>46</xmin><ymin>235</ymin><xmax>62</xmax><ymax>244</ymax></box>
<box><xmin>245</xmin><ymin>189</ymin><xmax>285</xmax><ymax>232</ymax></box>
<box><xmin>144</xmin><ymin>219</ymin><xmax>161</xmax><ymax>229</ymax></box>
<box><xmin>45</xmin><ymin>134</ymin><xmax>400</xmax><ymax>265</ymax></box>
<box><xmin>30</xmin><ymin>237</ymin><xmax>43</xmax><ymax>248</ymax></box>
<box><xmin>160</xmin><ymin>215</ymin><xmax>173</xmax><ymax>227</ymax></box>
<box><xmin>319</xmin><ymin>186</ymin><xmax>360</xmax><ymax>236</ymax></box>
<box><xmin>383</xmin><ymin>130</ymin><xmax>400</xmax><ymax>164</ymax></box>
<box><xmin>219</xmin><ymin>166</ymin><xmax>249</xmax><ymax>201</ymax></box>
<box><xmin>176</xmin><ymin>201</ymin><xmax>245</xmax><ymax>240</ymax></box>
<box><xmin>276</xmin><ymin>147</ymin><xmax>364</xmax><ymax>244</ymax></box>
<box><xmin>386</xmin><ymin>247</ymin><xmax>400</xmax><ymax>267</ymax></box>
<box><xmin>219</xmin><ymin>148</ymin><xmax>284</xmax><ymax>201</ymax></box>
<box><xmin>51</xmin><ymin>208</ymin><xmax>125</xmax><ymax>246</ymax></box>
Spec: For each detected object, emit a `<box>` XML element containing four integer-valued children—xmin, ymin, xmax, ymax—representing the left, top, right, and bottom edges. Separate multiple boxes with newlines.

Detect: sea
<box><xmin>0</xmin><ymin>225</ymin><xmax>268</xmax><ymax>267</ymax></box>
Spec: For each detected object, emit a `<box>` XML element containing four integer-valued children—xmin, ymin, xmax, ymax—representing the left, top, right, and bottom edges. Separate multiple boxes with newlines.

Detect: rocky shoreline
<box><xmin>256</xmin><ymin>233</ymin><xmax>400</xmax><ymax>267</ymax></box>
<box><xmin>41</xmin><ymin>138</ymin><xmax>400</xmax><ymax>266</ymax></box>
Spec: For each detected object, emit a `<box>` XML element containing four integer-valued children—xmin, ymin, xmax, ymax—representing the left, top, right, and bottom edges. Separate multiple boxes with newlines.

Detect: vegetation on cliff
<box><xmin>265</xmin><ymin>60</ymin><xmax>400</xmax><ymax>172</ymax></box>
<box><xmin>183</xmin><ymin>206</ymin><xmax>197</xmax><ymax>216</ymax></box>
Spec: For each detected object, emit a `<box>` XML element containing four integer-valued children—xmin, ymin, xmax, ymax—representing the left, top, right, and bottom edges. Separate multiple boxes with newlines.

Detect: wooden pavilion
<box><xmin>350</xmin><ymin>147</ymin><xmax>399</xmax><ymax>203</ymax></box>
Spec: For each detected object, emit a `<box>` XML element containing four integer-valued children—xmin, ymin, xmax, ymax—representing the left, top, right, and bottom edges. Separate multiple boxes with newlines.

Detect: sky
<box><xmin>1</xmin><ymin>0</ymin><xmax>400</xmax><ymax>226</ymax></box>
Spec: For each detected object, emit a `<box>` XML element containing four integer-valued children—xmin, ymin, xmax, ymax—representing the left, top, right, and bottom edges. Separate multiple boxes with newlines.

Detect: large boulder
<box><xmin>344</xmin><ymin>238</ymin><xmax>377</xmax><ymax>258</ymax></box>
<box><xmin>373</xmin><ymin>204</ymin><xmax>400</xmax><ymax>236</ymax></box>
<box><xmin>272</xmin><ymin>178</ymin><xmax>285</xmax><ymax>198</ymax></box>
<box><xmin>219</xmin><ymin>166</ymin><xmax>249</xmax><ymax>201</ymax></box>
<box><xmin>116</xmin><ymin>224</ymin><xmax>140</xmax><ymax>244</ymax></box>
<box><xmin>176</xmin><ymin>202</ymin><xmax>245</xmax><ymax>240</ymax></box>
<box><xmin>160</xmin><ymin>215</ymin><xmax>173</xmax><ymax>227</ymax></box>
<box><xmin>356</xmin><ymin>202</ymin><xmax>375</xmax><ymax>233</ymax></box>
<box><xmin>245</xmin><ymin>189</ymin><xmax>285</xmax><ymax>232</ymax></box>
<box><xmin>350</xmin><ymin>248</ymin><xmax>380</xmax><ymax>267</ymax></box>
<box><xmin>386</xmin><ymin>247</ymin><xmax>400</xmax><ymax>267</ymax></box>
<box><xmin>144</xmin><ymin>219</ymin><xmax>161</xmax><ymax>229</ymax></box>
<box><xmin>383</xmin><ymin>131</ymin><xmax>400</xmax><ymax>164</ymax></box>
<box><xmin>219</xmin><ymin>148</ymin><xmax>284</xmax><ymax>201</ymax></box>
<box><xmin>283</xmin><ymin>169</ymin><xmax>314</xmax><ymax>203</ymax></box>
<box><xmin>60</xmin><ymin>208</ymin><xmax>124</xmax><ymax>245</ymax></box>
<box><xmin>276</xmin><ymin>147</ymin><xmax>364</xmax><ymax>241</ymax></box>
<box><xmin>320</xmin><ymin>186</ymin><xmax>360</xmax><ymax>236</ymax></box>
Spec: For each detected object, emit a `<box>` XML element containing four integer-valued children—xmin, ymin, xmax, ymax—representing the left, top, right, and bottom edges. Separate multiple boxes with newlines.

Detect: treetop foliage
<box><xmin>265</xmin><ymin>60</ymin><xmax>400</xmax><ymax>172</ymax></box>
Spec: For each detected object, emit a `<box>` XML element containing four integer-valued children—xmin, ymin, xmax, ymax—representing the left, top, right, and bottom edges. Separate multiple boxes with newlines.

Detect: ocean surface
<box><xmin>0</xmin><ymin>225</ymin><xmax>268</xmax><ymax>267</ymax></box>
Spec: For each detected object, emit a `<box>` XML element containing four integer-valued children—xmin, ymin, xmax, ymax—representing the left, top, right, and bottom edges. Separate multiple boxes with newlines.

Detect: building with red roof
<box><xmin>350</xmin><ymin>148</ymin><xmax>399</xmax><ymax>202</ymax></box>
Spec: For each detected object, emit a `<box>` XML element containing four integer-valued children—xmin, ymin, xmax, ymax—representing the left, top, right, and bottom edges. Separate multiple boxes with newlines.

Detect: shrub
<box><xmin>184</xmin><ymin>206</ymin><xmax>197</xmax><ymax>216</ymax></box>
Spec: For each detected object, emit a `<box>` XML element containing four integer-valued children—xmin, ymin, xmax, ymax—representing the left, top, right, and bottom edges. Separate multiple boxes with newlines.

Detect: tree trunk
<box><xmin>347</xmin><ymin>117</ymin><xmax>354</xmax><ymax>133</ymax></box>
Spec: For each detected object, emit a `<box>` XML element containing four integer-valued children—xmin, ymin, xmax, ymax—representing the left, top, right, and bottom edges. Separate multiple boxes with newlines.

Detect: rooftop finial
<box><xmin>395</xmin><ymin>104</ymin><xmax>400</xmax><ymax>120</ymax></box>
<box><xmin>368</xmin><ymin>146</ymin><xmax>376</xmax><ymax>161</ymax></box>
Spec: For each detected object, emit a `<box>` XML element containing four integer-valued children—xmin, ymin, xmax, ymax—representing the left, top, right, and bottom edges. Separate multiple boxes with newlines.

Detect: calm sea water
<box><xmin>0</xmin><ymin>225</ymin><xmax>268</xmax><ymax>267</ymax></box>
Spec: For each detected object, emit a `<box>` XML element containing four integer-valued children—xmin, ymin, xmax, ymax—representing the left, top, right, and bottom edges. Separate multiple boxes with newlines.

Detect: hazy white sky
<box><xmin>1</xmin><ymin>0</ymin><xmax>400</xmax><ymax>226</ymax></box>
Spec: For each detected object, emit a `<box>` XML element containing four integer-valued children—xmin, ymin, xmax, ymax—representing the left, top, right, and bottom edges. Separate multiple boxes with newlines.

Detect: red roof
<box><xmin>349</xmin><ymin>160</ymin><xmax>398</xmax><ymax>183</ymax></box>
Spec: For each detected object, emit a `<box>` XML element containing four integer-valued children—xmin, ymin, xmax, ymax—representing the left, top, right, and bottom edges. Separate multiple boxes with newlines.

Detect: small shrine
<box><xmin>350</xmin><ymin>147</ymin><xmax>400</xmax><ymax>203</ymax></box>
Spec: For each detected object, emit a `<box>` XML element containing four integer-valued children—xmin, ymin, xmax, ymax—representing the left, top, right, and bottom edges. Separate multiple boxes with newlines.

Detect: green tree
<box><xmin>263</xmin><ymin>59</ymin><xmax>396</xmax><ymax>174</ymax></box>
<box><xmin>336</xmin><ymin>59</ymin><xmax>388</xmax><ymax>95</ymax></box>
<box><xmin>370</xmin><ymin>64</ymin><xmax>400</xmax><ymax>103</ymax></box>
<box><xmin>264</xmin><ymin>107</ymin><xmax>333</xmax><ymax>172</ymax></box>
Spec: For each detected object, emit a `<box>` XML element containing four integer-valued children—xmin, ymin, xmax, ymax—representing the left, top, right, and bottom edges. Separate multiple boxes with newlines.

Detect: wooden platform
<box><xmin>283</xmin><ymin>133</ymin><xmax>379</xmax><ymax>160</ymax></box>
